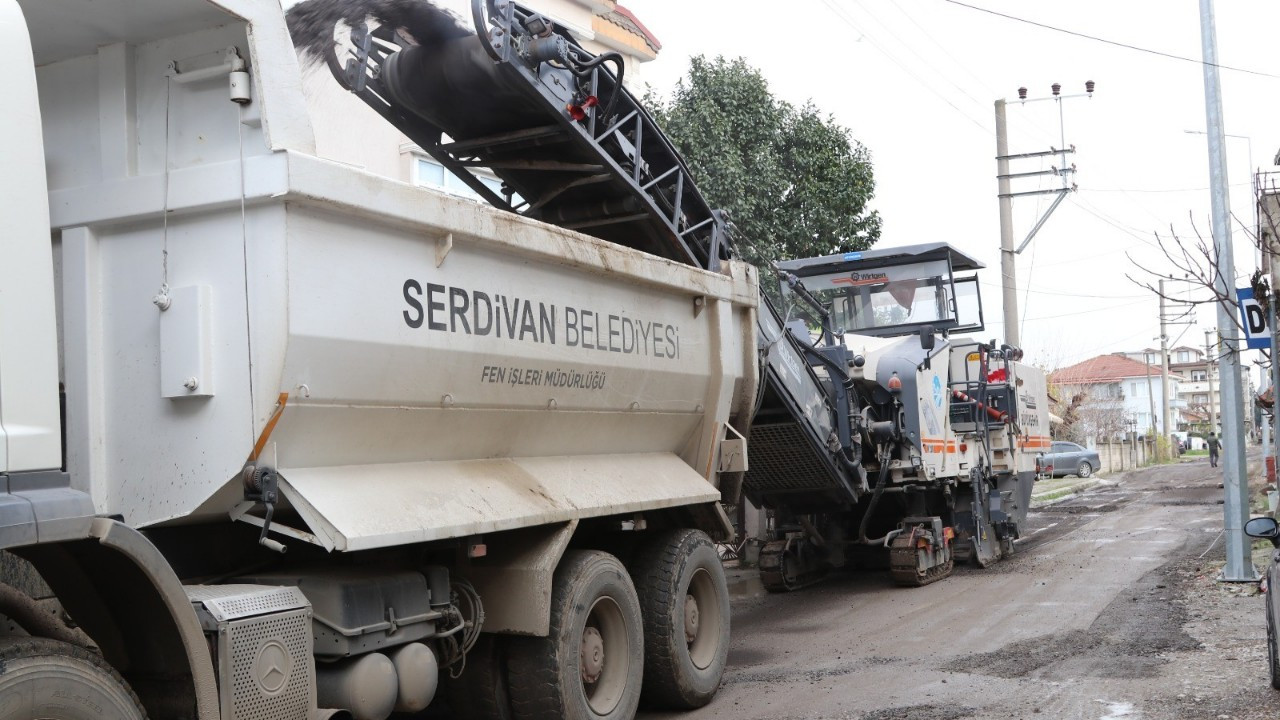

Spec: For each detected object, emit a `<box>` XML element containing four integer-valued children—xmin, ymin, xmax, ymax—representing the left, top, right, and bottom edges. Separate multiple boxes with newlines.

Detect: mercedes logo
<box><xmin>254</xmin><ymin>640</ymin><xmax>291</xmax><ymax>695</ymax></box>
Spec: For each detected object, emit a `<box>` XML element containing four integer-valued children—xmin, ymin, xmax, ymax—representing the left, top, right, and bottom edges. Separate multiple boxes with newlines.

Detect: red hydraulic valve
<box><xmin>566</xmin><ymin>95</ymin><xmax>598</xmax><ymax>121</ymax></box>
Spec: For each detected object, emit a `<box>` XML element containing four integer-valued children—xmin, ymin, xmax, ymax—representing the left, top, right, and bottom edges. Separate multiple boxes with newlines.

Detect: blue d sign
<box><xmin>1236</xmin><ymin>287</ymin><xmax>1270</xmax><ymax>350</ymax></box>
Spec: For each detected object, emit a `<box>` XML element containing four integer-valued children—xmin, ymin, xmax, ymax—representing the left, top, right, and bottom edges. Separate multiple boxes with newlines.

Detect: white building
<box><xmin>1160</xmin><ymin>344</ymin><xmax>1254</xmax><ymax>437</ymax></box>
<box><xmin>1050</xmin><ymin>353</ymin><xmax>1186</xmax><ymax>440</ymax></box>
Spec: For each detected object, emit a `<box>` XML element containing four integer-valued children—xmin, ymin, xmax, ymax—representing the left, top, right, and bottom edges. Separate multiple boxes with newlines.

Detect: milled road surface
<box><xmin>647</xmin><ymin>456</ymin><xmax>1280</xmax><ymax>720</ymax></box>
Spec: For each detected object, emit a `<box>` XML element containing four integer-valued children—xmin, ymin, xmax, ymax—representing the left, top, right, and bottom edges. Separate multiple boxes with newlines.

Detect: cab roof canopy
<box><xmin>776</xmin><ymin>242</ymin><xmax>984</xmax><ymax>276</ymax></box>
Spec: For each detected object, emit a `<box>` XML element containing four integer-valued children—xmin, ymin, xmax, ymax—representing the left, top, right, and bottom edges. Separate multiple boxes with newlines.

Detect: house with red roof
<box><xmin>1116</xmin><ymin>344</ymin><xmax>1254</xmax><ymax>439</ymax></box>
<box><xmin>1049</xmin><ymin>353</ymin><xmax>1187</xmax><ymax>440</ymax></box>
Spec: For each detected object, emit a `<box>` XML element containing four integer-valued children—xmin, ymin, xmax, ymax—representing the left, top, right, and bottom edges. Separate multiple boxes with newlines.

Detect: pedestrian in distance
<box><xmin>1208</xmin><ymin>432</ymin><xmax>1221</xmax><ymax>468</ymax></box>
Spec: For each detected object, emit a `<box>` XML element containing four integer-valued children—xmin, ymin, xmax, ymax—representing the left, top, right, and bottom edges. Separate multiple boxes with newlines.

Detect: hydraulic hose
<box><xmin>857</xmin><ymin>451</ymin><xmax>893</xmax><ymax>544</ymax></box>
<box><xmin>785</xmin><ymin>326</ymin><xmax>850</xmax><ymax>384</ymax></box>
<box><xmin>566</xmin><ymin>51</ymin><xmax>626</xmax><ymax>127</ymax></box>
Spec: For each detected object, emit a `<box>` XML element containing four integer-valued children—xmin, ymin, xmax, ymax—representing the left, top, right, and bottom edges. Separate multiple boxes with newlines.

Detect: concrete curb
<box><xmin>1031</xmin><ymin>478</ymin><xmax>1104</xmax><ymax>505</ymax></box>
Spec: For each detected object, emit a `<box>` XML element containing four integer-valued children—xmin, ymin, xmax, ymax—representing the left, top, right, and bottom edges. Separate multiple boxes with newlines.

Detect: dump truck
<box><xmin>0</xmin><ymin>0</ymin><xmax>1047</xmax><ymax>718</ymax></box>
<box><xmin>1</xmin><ymin>1</ymin><xmax>750</xmax><ymax>718</ymax></box>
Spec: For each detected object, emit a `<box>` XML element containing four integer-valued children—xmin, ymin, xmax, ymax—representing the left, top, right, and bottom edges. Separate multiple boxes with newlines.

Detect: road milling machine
<box><xmin>745</xmin><ymin>245</ymin><xmax>1051</xmax><ymax>590</ymax></box>
<box><xmin>0</xmin><ymin>0</ymin><xmax>1048</xmax><ymax>719</ymax></box>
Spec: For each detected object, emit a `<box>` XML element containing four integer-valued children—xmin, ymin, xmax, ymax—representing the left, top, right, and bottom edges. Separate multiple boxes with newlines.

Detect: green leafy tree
<box><xmin>647</xmin><ymin>55</ymin><xmax>881</xmax><ymax>270</ymax></box>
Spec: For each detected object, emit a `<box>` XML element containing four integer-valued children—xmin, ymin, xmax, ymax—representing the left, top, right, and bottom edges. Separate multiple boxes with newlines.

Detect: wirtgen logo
<box><xmin>832</xmin><ymin>272</ymin><xmax>889</xmax><ymax>287</ymax></box>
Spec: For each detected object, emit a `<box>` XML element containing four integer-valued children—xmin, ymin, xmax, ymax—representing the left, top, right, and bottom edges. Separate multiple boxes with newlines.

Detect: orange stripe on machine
<box><xmin>921</xmin><ymin>438</ymin><xmax>959</xmax><ymax>453</ymax></box>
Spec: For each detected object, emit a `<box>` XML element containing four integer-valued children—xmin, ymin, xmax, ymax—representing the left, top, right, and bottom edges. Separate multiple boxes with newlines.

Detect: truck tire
<box><xmin>507</xmin><ymin>550</ymin><xmax>643</xmax><ymax>720</ymax></box>
<box><xmin>630</xmin><ymin>529</ymin><xmax>729</xmax><ymax>710</ymax></box>
<box><xmin>0</xmin><ymin>637</ymin><xmax>147</xmax><ymax>719</ymax></box>
<box><xmin>446</xmin><ymin>634</ymin><xmax>513</xmax><ymax>720</ymax></box>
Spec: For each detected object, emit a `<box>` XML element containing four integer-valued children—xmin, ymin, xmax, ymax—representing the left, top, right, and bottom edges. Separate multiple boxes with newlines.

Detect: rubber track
<box><xmin>758</xmin><ymin>541</ymin><xmax>826</xmax><ymax>592</ymax></box>
<box><xmin>888</xmin><ymin>536</ymin><xmax>954</xmax><ymax>587</ymax></box>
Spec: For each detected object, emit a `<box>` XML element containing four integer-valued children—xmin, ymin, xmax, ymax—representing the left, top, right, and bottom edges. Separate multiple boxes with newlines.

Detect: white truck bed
<box><xmin>29</xmin><ymin>7</ymin><xmax>758</xmax><ymax>545</ymax></box>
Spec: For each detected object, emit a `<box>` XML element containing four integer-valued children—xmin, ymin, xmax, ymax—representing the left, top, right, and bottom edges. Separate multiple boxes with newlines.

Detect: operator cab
<box><xmin>777</xmin><ymin>242</ymin><xmax>984</xmax><ymax>338</ymax></box>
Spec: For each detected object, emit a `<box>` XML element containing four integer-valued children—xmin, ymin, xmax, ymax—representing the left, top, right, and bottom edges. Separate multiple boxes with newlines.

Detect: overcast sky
<box><xmin>620</xmin><ymin>0</ymin><xmax>1280</xmax><ymax>378</ymax></box>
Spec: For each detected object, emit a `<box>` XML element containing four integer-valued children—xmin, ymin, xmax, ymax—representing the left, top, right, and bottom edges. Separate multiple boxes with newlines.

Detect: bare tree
<box><xmin>1126</xmin><ymin>172</ymin><xmax>1280</xmax><ymax>360</ymax></box>
<box><xmin>1053</xmin><ymin>386</ymin><xmax>1131</xmax><ymax>444</ymax></box>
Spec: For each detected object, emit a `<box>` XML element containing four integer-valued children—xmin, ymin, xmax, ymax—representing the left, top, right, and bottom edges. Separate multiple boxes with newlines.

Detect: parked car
<box><xmin>1041</xmin><ymin>441</ymin><xmax>1102</xmax><ymax>478</ymax></box>
<box><xmin>1244</xmin><ymin>515</ymin><xmax>1280</xmax><ymax>689</ymax></box>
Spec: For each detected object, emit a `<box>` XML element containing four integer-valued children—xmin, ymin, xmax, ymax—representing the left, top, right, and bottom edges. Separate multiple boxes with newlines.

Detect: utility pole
<box><xmin>1205</xmin><ymin>329</ymin><xmax>1217</xmax><ymax>434</ymax></box>
<box><xmin>1144</xmin><ymin>353</ymin><xmax>1157</xmax><ymax>443</ymax></box>
<box><xmin>993</xmin><ymin>83</ymin><xmax>1092</xmax><ymax>349</ymax></box>
<box><xmin>1160</xmin><ymin>279</ymin><xmax>1172</xmax><ymax>458</ymax></box>
<box><xmin>1199</xmin><ymin>0</ymin><xmax>1254</xmax><ymax>582</ymax></box>
<box><xmin>995</xmin><ymin>100</ymin><xmax>1018</xmax><ymax>347</ymax></box>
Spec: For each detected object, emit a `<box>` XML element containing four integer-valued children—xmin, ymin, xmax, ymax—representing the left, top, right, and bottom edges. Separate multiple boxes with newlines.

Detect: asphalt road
<box><xmin>645</xmin><ymin>456</ymin><xmax>1280</xmax><ymax>720</ymax></box>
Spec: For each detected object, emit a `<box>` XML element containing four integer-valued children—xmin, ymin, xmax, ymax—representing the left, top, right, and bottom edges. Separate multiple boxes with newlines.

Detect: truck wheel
<box><xmin>507</xmin><ymin>550</ymin><xmax>643</xmax><ymax>720</ymax></box>
<box><xmin>630</xmin><ymin>529</ymin><xmax>729</xmax><ymax>709</ymax></box>
<box><xmin>0</xmin><ymin>637</ymin><xmax>147</xmax><ymax>719</ymax></box>
<box><xmin>446</xmin><ymin>634</ymin><xmax>513</xmax><ymax>720</ymax></box>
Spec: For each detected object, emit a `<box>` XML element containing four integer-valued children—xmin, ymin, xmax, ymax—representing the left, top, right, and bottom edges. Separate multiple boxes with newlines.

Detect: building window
<box><xmin>412</xmin><ymin>156</ymin><xmax>521</xmax><ymax>204</ymax></box>
<box><xmin>415</xmin><ymin>157</ymin><xmax>445</xmax><ymax>187</ymax></box>
<box><xmin>1177</xmin><ymin>350</ymin><xmax>1189</xmax><ymax>362</ymax></box>
<box><xmin>1192</xmin><ymin>370</ymin><xmax>1206</xmax><ymax>381</ymax></box>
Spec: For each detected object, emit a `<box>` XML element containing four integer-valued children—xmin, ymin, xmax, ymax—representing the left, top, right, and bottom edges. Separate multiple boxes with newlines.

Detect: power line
<box><xmin>814</xmin><ymin>0</ymin><xmax>993</xmax><ymax>134</ymax></box>
<box><xmin>940</xmin><ymin>0</ymin><xmax>1280</xmax><ymax>80</ymax></box>
<box><xmin>1023</xmin><ymin>297</ymin><xmax>1150</xmax><ymax>322</ymax></box>
<box><xmin>1083</xmin><ymin>182</ymin><xmax>1253</xmax><ymax>194</ymax></box>
<box><xmin>849</xmin><ymin>0</ymin><xmax>992</xmax><ymax>111</ymax></box>
<box><xmin>1067</xmin><ymin>198</ymin><xmax>1160</xmax><ymax>246</ymax></box>
<box><xmin>888</xmin><ymin>2</ymin><xmax>1002</xmax><ymax>99</ymax></box>
<box><xmin>978</xmin><ymin>281</ymin><xmax>1146</xmax><ymax>300</ymax></box>
<box><xmin>1058</xmin><ymin>326</ymin><xmax>1162</xmax><ymax>365</ymax></box>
